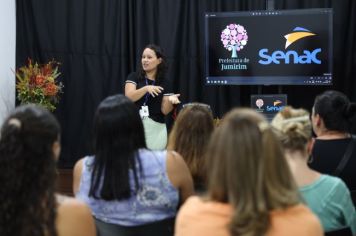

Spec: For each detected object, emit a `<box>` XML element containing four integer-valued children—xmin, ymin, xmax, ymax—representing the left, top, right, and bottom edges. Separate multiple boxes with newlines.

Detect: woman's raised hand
<box><xmin>146</xmin><ymin>85</ymin><xmax>164</xmax><ymax>97</ymax></box>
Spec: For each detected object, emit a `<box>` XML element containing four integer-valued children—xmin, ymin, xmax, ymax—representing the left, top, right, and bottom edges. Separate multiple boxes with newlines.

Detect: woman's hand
<box><xmin>168</xmin><ymin>94</ymin><xmax>181</xmax><ymax>104</ymax></box>
<box><xmin>146</xmin><ymin>85</ymin><xmax>164</xmax><ymax>97</ymax></box>
<box><xmin>161</xmin><ymin>94</ymin><xmax>180</xmax><ymax>114</ymax></box>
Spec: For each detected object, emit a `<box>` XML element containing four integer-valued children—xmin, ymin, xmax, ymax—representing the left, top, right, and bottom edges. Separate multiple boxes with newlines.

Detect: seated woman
<box><xmin>175</xmin><ymin>108</ymin><xmax>323</xmax><ymax>236</ymax></box>
<box><xmin>271</xmin><ymin>106</ymin><xmax>356</xmax><ymax>234</ymax></box>
<box><xmin>167</xmin><ymin>103</ymin><xmax>214</xmax><ymax>193</ymax></box>
<box><xmin>73</xmin><ymin>95</ymin><xmax>193</xmax><ymax>227</ymax></box>
<box><xmin>310</xmin><ymin>90</ymin><xmax>356</xmax><ymax>193</ymax></box>
<box><xmin>0</xmin><ymin>105</ymin><xmax>96</xmax><ymax>236</ymax></box>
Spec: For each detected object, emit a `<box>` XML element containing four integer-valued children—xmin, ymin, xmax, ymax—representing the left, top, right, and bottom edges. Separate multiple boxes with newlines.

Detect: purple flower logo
<box><xmin>221</xmin><ymin>24</ymin><xmax>248</xmax><ymax>58</ymax></box>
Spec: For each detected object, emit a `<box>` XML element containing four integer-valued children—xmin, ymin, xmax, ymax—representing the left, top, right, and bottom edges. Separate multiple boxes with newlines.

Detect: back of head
<box><xmin>314</xmin><ymin>90</ymin><xmax>356</xmax><ymax>133</ymax></box>
<box><xmin>271</xmin><ymin>106</ymin><xmax>312</xmax><ymax>152</ymax></box>
<box><xmin>168</xmin><ymin>103</ymin><xmax>214</xmax><ymax>188</ymax></box>
<box><xmin>93</xmin><ymin>94</ymin><xmax>146</xmax><ymax>154</ymax></box>
<box><xmin>90</xmin><ymin>94</ymin><xmax>146</xmax><ymax>200</ymax></box>
<box><xmin>0</xmin><ymin>104</ymin><xmax>60</xmax><ymax>236</ymax></box>
<box><xmin>207</xmin><ymin>108</ymin><xmax>300</xmax><ymax>236</ymax></box>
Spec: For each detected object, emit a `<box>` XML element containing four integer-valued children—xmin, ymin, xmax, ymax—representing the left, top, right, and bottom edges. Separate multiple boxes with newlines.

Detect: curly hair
<box><xmin>0</xmin><ymin>105</ymin><xmax>60</xmax><ymax>236</ymax></box>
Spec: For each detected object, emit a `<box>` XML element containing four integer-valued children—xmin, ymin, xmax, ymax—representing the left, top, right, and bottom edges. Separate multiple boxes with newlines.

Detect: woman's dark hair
<box><xmin>314</xmin><ymin>90</ymin><xmax>356</xmax><ymax>132</ymax></box>
<box><xmin>138</xmin><ymin>44</ymin><xmax>167</xmax><ymax>84</ymax></box>
<box><xmin>89</xmin><ymin>94</ymin><xmax>146</xmax><ymax>200</ymax></box>
<box><xmin>0</xmin><ymin>104</ymin><xmax>60</xmax><ymax>236</ymax></box>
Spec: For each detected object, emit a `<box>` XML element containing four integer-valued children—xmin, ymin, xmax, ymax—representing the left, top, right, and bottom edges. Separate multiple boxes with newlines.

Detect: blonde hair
<box><xmin>207</xmin><ymin>108</ymin><xmax>301</xmax><ymax>236</ymax></box>
<box><xmin>168</xmin><ymin>103</ymin><xmax>214</xmax><ymax>188</ymax></box>
<box><xmin>271</xmin><ymin>106</ymin><xmax>312</xmax><ymax>151</ymax></box>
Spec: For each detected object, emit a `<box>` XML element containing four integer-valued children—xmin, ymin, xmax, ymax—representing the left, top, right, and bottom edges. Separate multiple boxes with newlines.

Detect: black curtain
<box><xmin>16</xmin><ymin>0</ymin><xmax>355</xmax><ymax>167</ymax></box>
<box><xmin>16</xmin><ymin>0</ymin><xmax>265</xmax><ymax>167</ymax></box>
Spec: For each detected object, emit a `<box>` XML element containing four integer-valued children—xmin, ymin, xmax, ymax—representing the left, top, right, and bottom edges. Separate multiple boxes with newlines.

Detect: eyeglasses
<box><xmin>182</xmin><ymin>102</ymin><xmax>211</xmax><ymax>111</ymax></box>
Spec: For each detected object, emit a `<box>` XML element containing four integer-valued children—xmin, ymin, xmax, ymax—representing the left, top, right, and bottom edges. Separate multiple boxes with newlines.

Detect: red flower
<box><xmin>42</xmin><ymin>64</ymin><xmax>53</xmax><ymax>76</ymax></box>
<box><xmin>29</xmin><ymin>75</ymin><xmax>36</xmax><ymax>86</ymax></box>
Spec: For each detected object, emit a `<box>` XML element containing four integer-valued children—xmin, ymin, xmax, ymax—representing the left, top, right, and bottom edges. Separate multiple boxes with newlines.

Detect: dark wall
<box><xmin>16</xmin><ymin>0</ymin><xmax>356</xmax><ymax>167</ymax></box>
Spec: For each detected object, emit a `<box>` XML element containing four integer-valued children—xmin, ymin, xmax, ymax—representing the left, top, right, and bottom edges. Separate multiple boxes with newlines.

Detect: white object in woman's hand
<box><xmin>168</xmin><ymin>94</ymin><xmax>181</xmax><ymax>104</ymax></box>
<box><xmin>146</xmin><ymin>85</ymin><xmax>164</xmax><ymax>97</ymax></box>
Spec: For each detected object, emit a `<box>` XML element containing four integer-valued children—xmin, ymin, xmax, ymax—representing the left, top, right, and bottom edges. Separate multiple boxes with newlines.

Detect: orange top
<box><xmin>175</xmin><ymin>196</ymin><xmax>323</xmax><ymax>236</ymax></box>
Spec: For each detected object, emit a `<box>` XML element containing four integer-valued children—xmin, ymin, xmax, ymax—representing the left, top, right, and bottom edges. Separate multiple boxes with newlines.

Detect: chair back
<box><xmin>325</xmin><ymin>227</ymin><xmax>352</xmax><ymax>236</ymax></box>
<box><xmin>351</xmin><ymin>190</ymin><xmax>356</xmax><ymax>205</ymax></box>
<box><xmin>95</xmin><ymin>217</ymin><xmax>175</xmax><ymax>236</ymax></box>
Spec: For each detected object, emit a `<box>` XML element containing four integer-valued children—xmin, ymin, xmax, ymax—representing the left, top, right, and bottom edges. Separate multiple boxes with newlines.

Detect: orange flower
<box><xmin>44</xmin><ymin>83</ymin><xmax>58</xmax><ymax>96</ymax></box>
<box><xmin>35</xmin><ymin>75</ymin><xmax>45</xmax><ymax>86</ymax></box>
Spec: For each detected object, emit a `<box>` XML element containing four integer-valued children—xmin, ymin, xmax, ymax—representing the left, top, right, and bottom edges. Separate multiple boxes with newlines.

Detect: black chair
<box><xmin>95</xmin><ymin>217</ymin><xmax>175</xmax><ymax>236</ymax></box>
<box><xmin>325</xmin><ymin>227</ymin><xmax>352</xmax><ymax>236</ymax></box>
<box><xmin>351</xmin><ymin>190</ymin><xmax>356</xmax><ymax>205</ymax></box>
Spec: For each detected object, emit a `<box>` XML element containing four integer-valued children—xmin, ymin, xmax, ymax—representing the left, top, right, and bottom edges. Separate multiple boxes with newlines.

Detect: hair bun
<box><xmin>283</xmin><ymin>122</ymin><xmax>307</xmax><ymax>140</ymax></box>
<box><xmin>283</xmin><ymin>122</ymin><xmax>298</xmax><ymax>132</ymax></box>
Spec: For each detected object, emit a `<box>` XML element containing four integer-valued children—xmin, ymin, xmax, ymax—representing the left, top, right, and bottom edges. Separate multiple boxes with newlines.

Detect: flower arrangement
<box><xmin>15</xmin><ymin>59</ymin><xmax>63</xmax><ymax>111</ymax></box>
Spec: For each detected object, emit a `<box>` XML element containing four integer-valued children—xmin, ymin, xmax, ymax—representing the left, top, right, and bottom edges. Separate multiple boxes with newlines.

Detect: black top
<box><xmin>126</xmin><ymin>72</ymin><xmax>173</xmax><ymax>123</ymax></box>
<box><xmin>310</xmin><ymin>138</ymin><xmax>356</xmax><ymax>191</ymax></box>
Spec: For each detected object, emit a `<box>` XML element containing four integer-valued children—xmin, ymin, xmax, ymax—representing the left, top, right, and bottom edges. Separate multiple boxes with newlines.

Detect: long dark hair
<box><xmin>138</xmin><ymin>44</ymin><xmax>167</xmax><ymax>84</ymax></box>
<box><xmin>89</xmin><ymin>94</ymin><xmax>146</xmax><ymax>200</ymax></box>
<box><xmin>314</xmin><ymin>90</ymin><xmax>356</xmax><ymax>133</ymax></box>
<box><xmin>0</xmin><ymin>105</ymin><xmax>60</xmax><ymax>236</ymax></box>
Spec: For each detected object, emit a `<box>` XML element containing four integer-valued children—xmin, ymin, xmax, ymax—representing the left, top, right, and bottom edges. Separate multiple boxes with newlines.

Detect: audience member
<box><xmin>167</xmin><ymin>103</ymin><xmax>214</xmax><ymax>193</ymax></box>
<box><xmin>0</xmin><ymin>105</ymin><xmax>95</xmax><ymax>236</ymax></box>
<box><xmin>73</xmin><ymin>95</ymin><xmax>193</xmax><ymax>227</ymax></box>
<box><xmin>175</xmin><ymin>108</ymin><xmax>323</xmax><ymax>236</ymax></box>
<box><xmin>309</xmin><ymin>90</ymin><xmax>356</xmax><ymax>194</ymax></box>
<box><xmin>272</xmin><ymin>106</ymin><xmax>356</xmax><ymax>234</ymax></box>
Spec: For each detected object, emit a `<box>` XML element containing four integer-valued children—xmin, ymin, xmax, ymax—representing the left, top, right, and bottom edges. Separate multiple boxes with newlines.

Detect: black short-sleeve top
<box><xmin>310</xmin><ymin>138</ymin><xmax>356</xmax><ymax>191</ymax></box>
<box><xmin>126</xmin><ymin>72</ymin><xmax>173</xmax><ymax>123</ymax></box>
